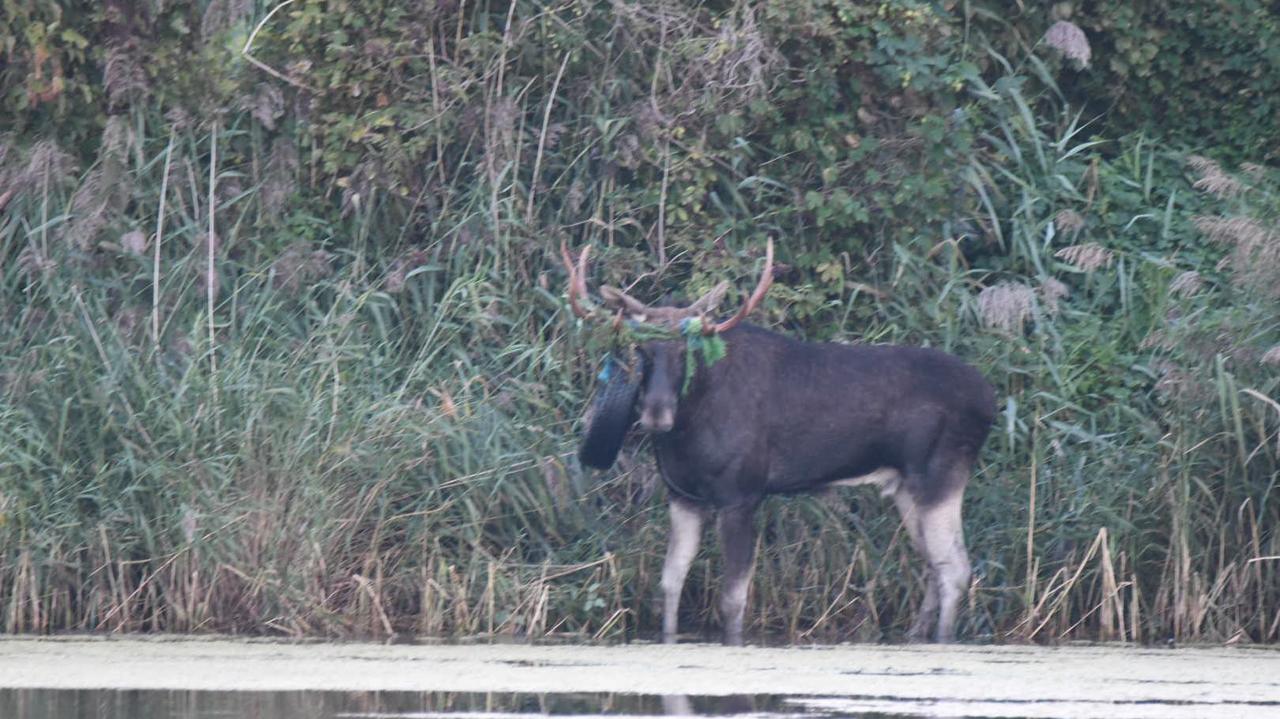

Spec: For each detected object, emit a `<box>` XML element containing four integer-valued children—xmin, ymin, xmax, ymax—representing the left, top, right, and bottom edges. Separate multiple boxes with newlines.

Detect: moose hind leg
<box><xmin>716</xmin><ymin>504</ymin><xmax>758</xmax><ymax>646</ymax></box>
<box><xmin>918</xmin><ymin>488</ymin><xmax>970</xmax><ymax>642</ymax></box>
<box><xmin>893</xmin><ymin>490</ymin><xmax>940</xmax><ymax>641</ymax></box>
<box><xmin>661</xmin><ymin>499</ymin><xmax>705</xmax><ymax>644</ymax></box>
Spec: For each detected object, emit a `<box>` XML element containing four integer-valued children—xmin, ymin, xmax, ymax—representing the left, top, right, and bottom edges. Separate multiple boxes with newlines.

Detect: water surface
<box><xmin>3</xmin><ymin>637</ymin><xmax>1278</xmax><ymax>718</ymax></box>
<box><xmin>0</xmin><ymin>689</ymin><xmax>890</xmax><ymax>719</ymax></box>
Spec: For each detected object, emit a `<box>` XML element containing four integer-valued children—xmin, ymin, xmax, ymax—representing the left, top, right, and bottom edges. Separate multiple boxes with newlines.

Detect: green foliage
<box><xmin>679</xmin><ymin>318</ymin><xmax>727</xmax><ymax>396</ymax></box>
<box><xmin>0</xmin><ymin>0</ymin><xmax>1276</xmax><ymax>643</ymax></box>
<box><xmin>975</xmin><ymin>1</ymin><xmax>1280</xmax><ymax>161</ymax></box>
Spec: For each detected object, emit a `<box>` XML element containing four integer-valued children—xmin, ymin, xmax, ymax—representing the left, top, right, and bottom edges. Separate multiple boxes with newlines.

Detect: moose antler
<box><xmin>561</xmin><ymin>238</ymin><xmax>773</xmax><ymax>332</ymax></box>
<box><xmin>560</xmin><ymin>240</ymin><xmax>595</xmax><ymax>319</ymax></box>
<box><xmin>599</xmin><ymin>282</ymin><xmax>730</xmax><ymax>325</ymax></box>
<box><xmin>704</xmin><ymin>237</ymin><xmax>773</xmax><ymax>335</ymax></box>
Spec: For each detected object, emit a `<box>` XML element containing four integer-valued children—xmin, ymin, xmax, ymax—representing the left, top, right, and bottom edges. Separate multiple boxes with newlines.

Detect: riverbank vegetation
<box><xmin>1</xmin><ymin>1</ymin><xmax>1277</xmax><ymax>642</ymax></box>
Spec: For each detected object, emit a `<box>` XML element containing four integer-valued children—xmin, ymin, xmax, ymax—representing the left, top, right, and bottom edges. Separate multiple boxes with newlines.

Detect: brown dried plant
<box><xmin>1167</xmin><ymin>270</ymin><xmax>1203</xmax><ymax>298</ymax></box>
<box><xmin>1054</xmin><ymin>209</ymin><xmax>1085</xmax><ymax>234</ymax></box>
<box><xmin>1039</xmin><ymin>277</ymin><xmax>1070</xmax><ymax>315</ymax></box>
<box><xmin>201</xmin><ymin>0</ymin><xmax>253</xmax><ymax>38</ymax></box>
<box><xmin>270</xmin><ymin>242</ymin><xmax>334</xmax><ymax>294</ymax></box>
<box><xmin>384</xmin><ymin>249</ymin><xmax>431</xmax><ymax>294</ymax></box>
<box><xmin>1044</xmin><ymin>20</ymin><xmax>1091</xmax><ymax>68</ymax></box>
<box><xmin>978</xmin><ymin>281</ymin><xmax>1036</xmax><ymax>333</ymax></box>
<box><xmin>1187</xmin><ymin>155</ymin><xmax>1246</xmax><ymax>199</ymax></box>
<box><xmin>242</xmin><ymin>83</ymin><xmax>286</xmax><ymax>130</ymax></box>
<box><xmin>1262</xmin><ymin>345</ymin><xmax>1280</xmax><ymax>367</ymax></box>
<box><xmin>2</xmin><ymin>139</ymin><xmax>79</xmax><ymax>207</ymax></box>
<box><xmin>16</xmin><ymin>246</ymin><xmax>56</xmax><ymax>281</ymax></box>
<box><xmin>63</xmin><ymin>117</ymin><xmax>134</xmax><ymax>250</ymax></box>
<box><xmin>1192</xmin><ymin>215</ymin><xmax>1280</xmax><ymax>298</ymax></box>
<box><xmin>261</xmin><ymin>139</ymin><xmax>299</xmax><ymax>219</ymax></box>
<box><xmin>1055</xmin><ymin>242</ymin><xmax>1114</xmax><ymax>272</ymax></box>
<box><xmin>701</xmin><ymin>3</ymin><xmax>782</xmax><ymax>103</ymax></box>
<box><xmin>103</xmin><ymin>43</ymin><xmax>149</xmax><ymax>108</ymax></box>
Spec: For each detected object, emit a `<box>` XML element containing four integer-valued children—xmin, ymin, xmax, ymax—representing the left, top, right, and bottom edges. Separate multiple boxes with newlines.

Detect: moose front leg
<box><xmin>716</xmin><ymin>503</ymin><xmax>758</xmax><ymax>646</ymax></box>
<box><xmin>660</xmin><ymin>499</ymin><xmax>705</xmax><ymax>643</ymax></box>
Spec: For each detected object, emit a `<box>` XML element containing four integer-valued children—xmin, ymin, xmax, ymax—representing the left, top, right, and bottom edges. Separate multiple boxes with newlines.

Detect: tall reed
<box><xmin>0</xmin><ymin>0</ymin><xmax>1275</xmax><ymax>643</ymax></box>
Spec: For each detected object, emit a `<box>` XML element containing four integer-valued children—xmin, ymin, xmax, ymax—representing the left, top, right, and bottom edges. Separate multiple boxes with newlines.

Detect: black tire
<box><xmin>578</xmin><ymin>361</ymin><xmax>640</xmax><ymax>470</ymax></box>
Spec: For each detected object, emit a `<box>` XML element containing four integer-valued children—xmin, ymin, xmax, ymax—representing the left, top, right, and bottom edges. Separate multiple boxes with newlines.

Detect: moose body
<box><xmin>564</xmin><ymin>241</ymin><xmax>996</xmax><ymax>644</ymax></box>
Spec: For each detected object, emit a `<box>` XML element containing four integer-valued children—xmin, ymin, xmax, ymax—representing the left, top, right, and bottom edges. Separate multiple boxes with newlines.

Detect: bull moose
<box><xmin>563</xmin><ymin>240</ymin><xmax>996</xmax><ymax>644</ymax></box>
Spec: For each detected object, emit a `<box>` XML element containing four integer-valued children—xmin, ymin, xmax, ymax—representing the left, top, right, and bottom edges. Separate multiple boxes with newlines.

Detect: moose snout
<box><xmin>638</xmin><ymin>405</ymin><xmax>676</xmax><ymax>433</ymax></box>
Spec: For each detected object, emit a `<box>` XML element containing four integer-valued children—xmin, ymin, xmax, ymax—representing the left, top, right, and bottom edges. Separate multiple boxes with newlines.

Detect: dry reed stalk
<box><xmin>1026</xmin><ymin>419</ymin><xmax>1039</xmax><ymax>614</ymax></box>
<box><xmin>206</xmin><ymin>121</ymin><xmax>219</xmax><ymax>428</ymax></box>
<box><xmin>531</xmin><ymin>580</ymin><xmax>549</xmax><ymax>636</ymax></box>
<box><xmin>593</xmin><ymin>608</ymin><xmax>630</xmax><ymax>640</ymax></box>
<box><xmin>527</xmin><ymin>52</ymin><xmax>570</xmax><ymax>223</ymax></box>
<box><xmin>484</xmin><ymin>2</ymin><xmax>519</xmax><ymax>245</ymax></box>
<box><xmin>1057</xmin><ymin>528</ymin><xmax>1126</xmax><ymax>639</ymax></box>
<box><xmin>1188</xmin><ymin>155</ymin><xmax>1246</xmax><ymax>199</ymax></box>
<box><xmin>351</xmin><ymin>573</ymin><xmax>395</xmax><ymax>636</ymax></box>
<box><xmin>241</xmin><ymin>0</ymin><xmax>317</xmax><ymax>91</ymax></box>
<box><xmin>1027</xmin><ymin>528</ymin><xmax>1107</xmax><ymax>638</ymax></box>
<box><xmin>97</xmin><ymin>550</ymin><xmax>185</xmax><ymax>631</ymax></box>
<box><xmin>153</xmin><ymin>129</ymin><xmax>175</xmax><ymax>351</ymax></box>
<box><xmin>485</xmin><ymin>561</ymin><xmax>496</xmax><ymax>635</ymax></box>
<box><xmin>8</xmin><ymin>549</ymin><xmax>29</xmax><ymax>631</ymax></box>
<box><xmin>799</xmin><ymin>559</ymin><xmax>859</xmax><ymax>639</ymax></box>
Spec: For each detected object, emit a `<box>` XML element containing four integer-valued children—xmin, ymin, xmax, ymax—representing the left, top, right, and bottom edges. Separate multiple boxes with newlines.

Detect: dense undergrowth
<box><xmin>1</xmin><ymin>1</ymin><xmax>1277</xmax><ymax>643</ymax></box>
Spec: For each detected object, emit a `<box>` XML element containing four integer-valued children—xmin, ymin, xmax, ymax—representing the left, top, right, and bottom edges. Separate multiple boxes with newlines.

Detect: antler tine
<box><xmin>706</xmin><ymin>238</ymin><xmax>774</xmax><ymax>335</ymax></box>
<box><xmin>560</xmin><ymin>240</ymin><xmax>594</xmax><ymax>319</ymax></box>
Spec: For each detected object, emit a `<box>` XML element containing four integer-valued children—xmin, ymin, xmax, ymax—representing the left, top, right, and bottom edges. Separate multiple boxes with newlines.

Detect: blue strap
<box><xmin>597</xmin><ymin>355</ymin><xmax>617</xmax><ymax>382</ymax></box>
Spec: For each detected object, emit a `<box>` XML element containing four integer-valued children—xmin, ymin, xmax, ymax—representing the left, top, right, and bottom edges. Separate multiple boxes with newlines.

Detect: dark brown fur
<box><xmin>639</xmin><ymin>323</ymin><xmax>996</xmax><ymax>644</ymax></box>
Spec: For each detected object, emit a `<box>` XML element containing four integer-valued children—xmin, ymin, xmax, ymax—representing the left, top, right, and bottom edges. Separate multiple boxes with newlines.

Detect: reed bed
<box><xmin>0</xmin><ymin>0</ymin><xmax>1276</xmax><ymax>644</ymax></box>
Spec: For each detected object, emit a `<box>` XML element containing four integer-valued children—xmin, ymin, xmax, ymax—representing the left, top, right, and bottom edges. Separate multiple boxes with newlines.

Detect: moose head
<box><xmin>561</xmin><ymin>239</ymin><xmax>773</xmax><ymax>433</ymax></box>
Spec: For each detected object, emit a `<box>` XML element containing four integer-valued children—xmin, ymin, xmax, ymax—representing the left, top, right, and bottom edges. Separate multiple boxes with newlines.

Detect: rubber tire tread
<box><xmin>578</xmin><ymin>372</ymin><xmax>640</xmax><ymax>470</ymax></box>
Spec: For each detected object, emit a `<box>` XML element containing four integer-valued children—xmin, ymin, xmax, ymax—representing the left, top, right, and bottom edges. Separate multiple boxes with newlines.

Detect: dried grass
<box><xmin>1044</xmin><ymin>20</ymin><xmax>1091</xmax><ymax>68</ymax></box>
<box><xmin>14</xmin><ymin>139</ymin><xmax>80</xmax><ymax>195</ymax></box>
<box><xmin>201</xmin><ymin>0</ymin><xmax>253</xmax><ymax>38</ymax></box>
<box><xmin>103</xmin><ymin>43</ymin><xmax>149</xmax><ymax>108</ymax></box>
<box><xmin>243</xmin><ymin>83</ymin><xmax>286</xmax><ymax>130</ymax></box>
<box><xmin>1192</xmin><ymin>215</ymin><xmax>1280</xmax><ymax>298</ymax></box>
<box><xmin>1039</xmin><ymin>277</ymin><xmax>1070</xmax><ymax>315</ymax></box>
<box><xmin>16</xmin><ymin>246</ymin><xmax>56</xmax><ymax>281</ymax></box>
<box><xmin>1054</xmin><ymin>208</ymin><xmax>1085</xmax><ymax>234</ymax></box>
<box><xmin>384</xmin><ymin>248</ymin><xmax>431</xmax><ymax>294</ymax></box>
<box><xmin>270</xmin><ymin>242</ymin><xmax>333</xmax><ymax>293</ymax></box>
<box><xmin>1168</xmin><ymin>270</ymin><xmax>1203</xmax><ymax>298</ymax></box>
<box><xmin>119</xmin><ymin>229</ymin><xmax>148</xmax><ymax>256</ymax></box>
<box><xmin>1055</xmin><ymin>243</ymin><xmax>1114</xmax><ymax>271</ymax></box>
<box><xmin>978</xmin><ymin>281</ymin><xmax>1036</xmax><ymax>333</ymax></box>
<box><xmin>262</xmin><ymin>138</ymin><xmax>299</xmax><ymax>219</ymax></box>
<box><xmin>1188</xmin><ymin>155</ymin><xmax>1247</xmax><ymax>199</ymax></box>
<box><xmin>63</xmin><ymin>117</ymin><xmax>135</xmax><ymax>250</ymax></box>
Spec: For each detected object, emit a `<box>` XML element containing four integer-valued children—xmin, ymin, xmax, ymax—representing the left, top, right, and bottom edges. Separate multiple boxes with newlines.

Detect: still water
<box><xmin>4</xmin><ymin>638</ymin><xmax>1279</xmax><ymax>719</ymax></box>
<box><xmin>0</xmin><ymin>689</ymin><xmax>894</xmax><ymax>719</ymax></box>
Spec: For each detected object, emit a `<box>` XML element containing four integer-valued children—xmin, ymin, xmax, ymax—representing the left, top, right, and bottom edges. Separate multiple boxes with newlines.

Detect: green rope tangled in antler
<box><xmin>582</xmin><ymin>316</ymin><xmax>728</xmax><ymax>397</ymax></box>
<box><xmin>678</xmin><ymin>317</ymin><xmax>727</xmax><ymax>396</ymax></box>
